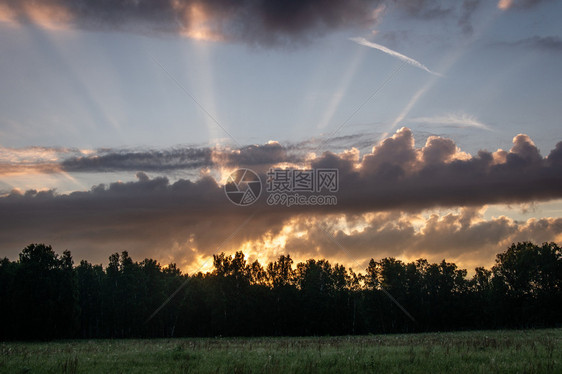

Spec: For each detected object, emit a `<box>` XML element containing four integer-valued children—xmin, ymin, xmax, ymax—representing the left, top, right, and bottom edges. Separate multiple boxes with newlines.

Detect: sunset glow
<box><xmin>0</xmin><ymin>0</ymin><xmax>560</xmax><ymax>277</ymax></box>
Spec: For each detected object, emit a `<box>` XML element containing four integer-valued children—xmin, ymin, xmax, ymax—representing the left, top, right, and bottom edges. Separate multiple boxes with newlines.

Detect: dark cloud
<box><xmin>59</xmin><ymin>143</ymin><xmax>305</xmax><ymax>173</ymax></box>
<box><xmin>2</xmin><ymin>135</ymin><xmax>382</xmax><ymax>176</ymax></box>
<box><xmin>0</xmin><ymin>172</ymin><xmax>230</xmax><ymax>265</ymax></box>
<box><xmin>4</xmin><ymin>129</ymin><xmax>562</xmax><ymax>214</ymax></box>
<box><xmin>61</xmin><ymin>148</ymin><xmax>213</xmax><ymax>172</ymax></box>
<box><xmin>214</xmin><ymin>142</ymin><xmax>304</xmax><ymax>171</ymax></box>
<box><xmin>0</xmin><ymin>0</ymin><xmax>383</xmax><ymax>46</ymax></box>
<box><xmin>0</xmin><ymin>0</ymin><xmax>490</xmax><ymax>45</ymax></box>
<box><xmin>1</xmin><ymin>128</ymin><xmax>561</xmax><ymax>270</ymax></box>
<box><xmin>306</xmin><ymin>128</ymin><xmax>562</xmax><ymax>212</ymax></box>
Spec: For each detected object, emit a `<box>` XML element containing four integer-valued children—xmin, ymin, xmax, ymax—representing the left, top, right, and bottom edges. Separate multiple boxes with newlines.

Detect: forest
<box><xmin>0</xmin><ymin>242</ymin><xmax>560</xmax><ymax>340</ymax></box>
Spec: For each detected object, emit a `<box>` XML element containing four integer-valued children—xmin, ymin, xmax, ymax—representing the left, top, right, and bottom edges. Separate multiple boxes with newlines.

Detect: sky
<box><xmin>0</xmin><ymin>0</ymin><xmax>561</xmax><ymax>274</ymax></box>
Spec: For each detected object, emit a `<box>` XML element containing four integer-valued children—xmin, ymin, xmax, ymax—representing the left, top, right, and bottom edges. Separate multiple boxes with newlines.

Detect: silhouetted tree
<box><xmin>492</xmin><ymin>242</ymin><xmax>562</xmax><ymax>327</ymax></box>
<box><xmin>11</xmin><ymin>244</ymin><xmax>79</xmax><ymax>339</ymax></box>
<box><xmin>1</xmin><ymin>241</ymin><xmax>560</xmax><ymax>340</ymax></box>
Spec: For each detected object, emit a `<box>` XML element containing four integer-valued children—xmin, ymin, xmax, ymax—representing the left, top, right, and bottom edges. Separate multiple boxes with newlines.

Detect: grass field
<box><xmin>1</xmin><ymin>329</ymin><xmax>560</xmax><ymax>373</ymax></box>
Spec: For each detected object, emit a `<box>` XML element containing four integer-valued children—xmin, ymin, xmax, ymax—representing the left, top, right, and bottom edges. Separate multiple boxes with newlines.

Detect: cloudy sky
<box><xmin>0</xmin><ymin>0</ymin><xmax>561</xmax><ymax>274</ymax></box>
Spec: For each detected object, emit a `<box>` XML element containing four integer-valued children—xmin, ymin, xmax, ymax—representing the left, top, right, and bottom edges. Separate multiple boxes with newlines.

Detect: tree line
<box><xmin>0</xmin><ymin>242</ymin><xmax>560</xmax><ymax>340</ymax></box>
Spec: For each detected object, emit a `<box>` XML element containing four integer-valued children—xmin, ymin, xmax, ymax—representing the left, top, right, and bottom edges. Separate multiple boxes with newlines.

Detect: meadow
<box><xmin>1</xmin><ymin>328</ymin><xmax>560</xmax><ymax>373</ymax></box>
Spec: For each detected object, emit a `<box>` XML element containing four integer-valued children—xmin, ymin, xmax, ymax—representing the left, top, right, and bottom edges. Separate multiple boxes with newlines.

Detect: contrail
<box><xmin>350</xmin><ymin>37</ymin><xmax>442</xmax><ymax>77</ymax></box>
<box><xmin>410</xmin><ymin>113</ymin><xmax>493</xmax><ymax>131</ymax></box>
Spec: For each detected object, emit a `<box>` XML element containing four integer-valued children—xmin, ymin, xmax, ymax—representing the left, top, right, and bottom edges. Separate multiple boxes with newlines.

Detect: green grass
<box><xmin>1</xmin><ymin>329</ymin><xmax>561</xmax><ymax>373</ymax></box>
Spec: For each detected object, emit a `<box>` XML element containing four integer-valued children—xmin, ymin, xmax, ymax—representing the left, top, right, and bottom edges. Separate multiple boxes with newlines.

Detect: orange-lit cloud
<box><xmin>0</xmin><ymin>163</ymin><xmax>61</xmax><ymax>176</ymax></box>
<box><xmin>497</xmin><ymin>0</ymin><xmax>551</xmax><ymax>11</ymax></box>
<box><xmin>498</xmin><ymin>0</ymin><xmax>514</xmax><ymax>10</ymax></box>
<box><xmin>0</xmin><ymin>1</ymin><xmax>72</xmax><ymax>30</ymax></box>
<box><xmin>0</xmin><ymin>3</ymin><xmax>15</xmax><ymax>24</ymax></box>
<box><xmin>0</xmin><ymin>129</ymin><xmax>561</xmax><ymax>274</ymax></box>
<box><xmin>0</xmin><ymin>146</ymin><xmax>88</xmax><ymax>176</ymax></box>
<box><xmin>174</xmin><ymin>2</ymin><xmax>223</xmax><ymax>42</ymax></box>
<box><xmin>22</xmin><ymin>1</ymin><xmax>72</xmax><ymax>30</ymax></box>
<box><xmin>1</xmin><ymin>189</ymin><xmax>559</xmax><ymax>274</ymax></box>
<box><xmin>258</xmin><ymin>208</ymin><xmax>562</xmax><ymax>271</ymax></box>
